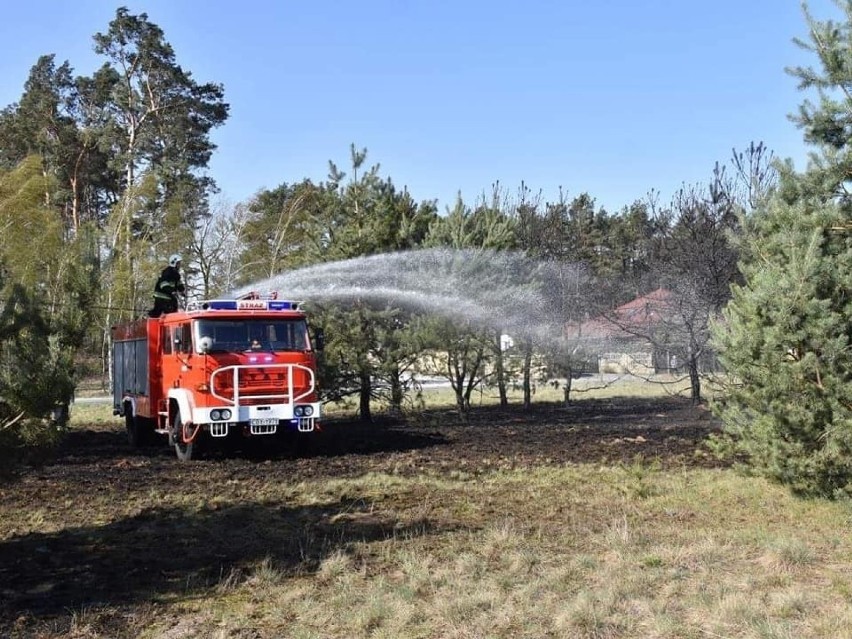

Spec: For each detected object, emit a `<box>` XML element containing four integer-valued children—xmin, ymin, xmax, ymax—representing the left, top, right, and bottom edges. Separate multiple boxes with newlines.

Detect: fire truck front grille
<box><xmin>239</xmin><ymin>397</ymin><xmax>267</xmax><ymax>406</ymax></box>
<box><xmin>209</xmin><ymin>364</ymin><xmax>315</xmax><ymax>407</ymax></box>
<box><xmin>238</xmin><ymin>392</ymin><xmax>310</xmax><ymax>406</ymax></box>
<box><xmin>211</xmin><ymin>371</ymin><xmax>287</xmax><ymax>393</ymax></box>
<box><xmin>241</xmin><ymin>371</ymin><xmax>287</xmax><ymax>387</ymax></box>
<box><xmin>212</xmin><ymin>384</ymin><xmax>291</xmax><ymax>398</ymax></box>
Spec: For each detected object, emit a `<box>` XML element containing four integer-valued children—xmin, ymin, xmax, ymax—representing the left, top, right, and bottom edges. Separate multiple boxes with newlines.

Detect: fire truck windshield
<box><xmin>194</xmin><ymin>318</ymin><xmax>309</xmax><ymax>353</ymax></box>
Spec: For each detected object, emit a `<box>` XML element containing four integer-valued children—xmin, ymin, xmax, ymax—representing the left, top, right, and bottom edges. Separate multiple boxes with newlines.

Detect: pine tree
<box><xmin>712</xmin><ymin>2</ymin><xmax>852</xmax><ymax>498</ymax></box>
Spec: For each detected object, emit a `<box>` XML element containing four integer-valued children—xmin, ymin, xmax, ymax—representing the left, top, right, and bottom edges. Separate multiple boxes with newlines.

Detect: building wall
<box><xmin>599</xmin><ymin>350</ymin><xmax>654</xmax><ymax>375</ymax></box>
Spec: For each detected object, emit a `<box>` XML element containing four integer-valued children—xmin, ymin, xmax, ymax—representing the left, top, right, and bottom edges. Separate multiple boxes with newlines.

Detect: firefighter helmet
<box><xmin>168</xmin><ymin>254</ymin><xmax>182</xmax><ymax>267</ymax></box>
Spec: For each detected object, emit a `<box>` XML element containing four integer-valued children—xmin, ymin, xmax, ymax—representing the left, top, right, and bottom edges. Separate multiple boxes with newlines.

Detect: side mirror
<box><xmin>198</xmin><ymin>336</ymin><xmax>213</xmax><ymax>354</ymax></box>
<box><xmin>313</xmin><ymin>328</ymin><xmax>325</xmax><ymax>352</ymax></box>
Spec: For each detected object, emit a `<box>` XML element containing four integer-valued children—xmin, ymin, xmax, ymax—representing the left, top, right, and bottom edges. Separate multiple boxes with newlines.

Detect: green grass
<box><xmin>388</xmin><ymin>373</ymin><xmax>699</xmax><ymax>413</ymax></box>
<box><xmin>68</xmin><ymin>401</ymin><xmax>117</xmax><ymax>426</ymax></box>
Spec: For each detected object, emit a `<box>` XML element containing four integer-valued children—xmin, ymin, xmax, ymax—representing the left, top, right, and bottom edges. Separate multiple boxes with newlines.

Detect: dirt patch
<box><xmin>0</xmin><ymin>396</ymin><xmax>722</xmax><ymax>636</ymax></box>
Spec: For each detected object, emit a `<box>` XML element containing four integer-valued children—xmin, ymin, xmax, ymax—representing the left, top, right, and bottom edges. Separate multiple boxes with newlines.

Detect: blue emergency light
<box><xmin>203</xmin><ymin>300</ymin><xmax>237</xmax><ymax>310</ymax></box>
<box><xmin>192</xmin><ymin>299</ymin><xmax>300</xmax><ymax>311</ymax></box>
<box><xmin>269</xmin><ymin>301</ymin><xmax>298</xmax><ymax>310</ymax></box>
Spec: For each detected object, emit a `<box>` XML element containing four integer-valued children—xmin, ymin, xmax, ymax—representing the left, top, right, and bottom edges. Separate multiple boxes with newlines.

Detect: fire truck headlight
<box><xmin>211</xmin><ymin>409</ymin><xmax>221</xmax><ymax>420</ymax></box>
<box><xmin>303</xmin><ymin>406</ymin><xmax>314</xmax><ymax>417</ymax></box>
<box><xmin>220</xmin><ymin>409</ymin><xmax>232</xmax><ymax>420</ymax></box>
<box><xmin>294</xmin><ymin>406</ymin><xmax>303</xmax><ymax>417</ymax></box>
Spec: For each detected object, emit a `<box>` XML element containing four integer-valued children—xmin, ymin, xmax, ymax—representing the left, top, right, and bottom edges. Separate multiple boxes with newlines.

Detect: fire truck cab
<box><xmin>111</xmin><ymin>293</ymin><xmax>323</xmax><ymax>460</ymax></box>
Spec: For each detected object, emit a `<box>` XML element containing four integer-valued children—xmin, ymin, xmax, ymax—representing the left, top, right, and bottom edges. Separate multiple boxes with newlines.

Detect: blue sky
<box><xmin>0</xmin><ymin>1</ymin><xmax>839</xmax><ymax>213</ymax></box>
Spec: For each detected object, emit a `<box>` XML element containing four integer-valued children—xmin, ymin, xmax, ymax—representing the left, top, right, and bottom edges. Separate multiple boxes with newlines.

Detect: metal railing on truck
<box><xmin>209</xmin><ymin>363</ymin><xmax>316</xmax><ymax>407</ymax></box>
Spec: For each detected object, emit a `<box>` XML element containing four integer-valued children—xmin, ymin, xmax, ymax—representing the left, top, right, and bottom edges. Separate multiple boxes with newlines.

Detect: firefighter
<box><xmin>248</xmin><ymin>325</ymin><xmax>265</xmax><ymax>351</ymax></box>
<box><xmin>150</xmin><ymin>254</ymin><xmax>185</xmax><ymax>317</ymax></box>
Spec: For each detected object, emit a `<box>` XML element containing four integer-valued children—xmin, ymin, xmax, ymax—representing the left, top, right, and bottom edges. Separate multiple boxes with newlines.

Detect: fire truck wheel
<box><xmin>172</xmin><ymin>412</ymin><xmax>195</xmax><ymax>461</ymax></box>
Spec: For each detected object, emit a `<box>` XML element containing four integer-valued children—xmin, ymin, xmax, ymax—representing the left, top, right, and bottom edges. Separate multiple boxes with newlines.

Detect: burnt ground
<box><xmin>0</xmin><ymin>396</ymin><xmax>723</xmax><ymax>637</ymax></box>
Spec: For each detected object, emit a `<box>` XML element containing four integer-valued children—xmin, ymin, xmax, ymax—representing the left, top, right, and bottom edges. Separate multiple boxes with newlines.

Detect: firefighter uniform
<box><xmin>150</xmin><ymin>255</ymin><xmax>185</xmax><ymax>317</ymax></box>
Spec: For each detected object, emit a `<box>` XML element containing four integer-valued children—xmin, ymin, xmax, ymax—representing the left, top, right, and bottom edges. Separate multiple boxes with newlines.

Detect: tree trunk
<box><xmin>688</xmin><ymin>338</ymin><xmax>702</xmax><ymax>404</ymax></box>
<box><xmin>357</xmin><ymin>307</ymin><xmax>373</xmax><ymax>422</ymax></box>
<box><xmin>69</xmin><ymin>176</ymin><xmax>80</xmax><ymax>236</ymax></box>
<box><xmin>449</xmin><ymin>359</ymin><xmax>465</xmax><ymax>415</ymax></box>
<box><xmin>463</xmin><ymin>344</ymin><xmax>486</xmax><ymax>411</ymax></box>
<box><xmin>103</xmin><ymin>286</ymin><xmax>114</xmax><ymax>394</ymax></box>
<box><xmin>359</xmin><ymin>367</ymin><xmax>372</xmax><ymax>422</ymax></box>
<box><xmin>494</xmin><ymin>330</ymin><xmax>508</xmax><ymax>407</ymax></box>
<box><xmin>463</xmin><ymin>373</ymin><xmax>475</xmax><ymax>411</ymax></box>
<box><xmin>522</xmin><ymin>339</ymin><xmax>533</xmax><ymax>409</ymax></box>
<box><xmin>563</xmin><ymin>373</ymin><xmax>573</xmax><ymax>407</ymax></box>
<box><xmin>124</xmin><ymin>163</ymin><xmax>134</xmax><ymax>257</ymax></box>
<box><xmin>454</xmin><ymin>375</ymin><xmax>465</xmax><ymax>414</ymax></box>
<box><xmin>389</xmin><ymin>364</ymin><xmax>403</xmax><ymax>414</ymax></box>
<box><xmin>69</xmin><ymin>144</ymin><xmax>88</xmax><ymax>235</ymax></box>
<box><xmin>689</xmin><ymin>356</ymin><xmax>701</xmax><ymax>404</ymax></box>
<box><xmin>454</xmin><ymin>375</ymin><xmax>465</xmax><ymax>413</ymax></box>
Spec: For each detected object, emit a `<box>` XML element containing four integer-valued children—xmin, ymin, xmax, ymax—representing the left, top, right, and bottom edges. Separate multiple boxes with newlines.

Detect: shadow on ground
<box><xmin>0</xmin><ymin>498</ymin><xmax>457</xmax><ymax>627</ymax></box>
<box><xmin>51</xmin><ymin>417</ymin><xmax>451</xmax><ymax>465</ymax></box>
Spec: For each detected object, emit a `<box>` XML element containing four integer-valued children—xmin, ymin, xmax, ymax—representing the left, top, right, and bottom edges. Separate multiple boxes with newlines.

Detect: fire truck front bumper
<box><xmin>194</xmin><ymin>403</ymin><xmax>322</xmax><ymax>437</ymax></box>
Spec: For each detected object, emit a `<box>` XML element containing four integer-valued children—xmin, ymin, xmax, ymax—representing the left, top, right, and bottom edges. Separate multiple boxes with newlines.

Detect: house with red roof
<box><xmin>566</xmin><ymin>288</ymin><xmax>684</xmax><ymax>375</ymax></box>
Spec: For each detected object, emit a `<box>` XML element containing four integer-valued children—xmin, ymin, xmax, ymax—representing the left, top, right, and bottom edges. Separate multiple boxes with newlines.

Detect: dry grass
<box><xmin>4</xmin><ymin>381</ymin><xmax>848</xmax><ymax>638</ymax></box>
<box><xmin>118</xmin><ymin>467</ymin><xmax>850</xmax><ymax>639</ymax></box>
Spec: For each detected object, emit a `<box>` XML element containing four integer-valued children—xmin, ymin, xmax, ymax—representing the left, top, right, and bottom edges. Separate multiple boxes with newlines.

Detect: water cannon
<box><xmin>237</xmin><ymin>291</ymin><xmax>279</xmax><ymax>301</ymax></box>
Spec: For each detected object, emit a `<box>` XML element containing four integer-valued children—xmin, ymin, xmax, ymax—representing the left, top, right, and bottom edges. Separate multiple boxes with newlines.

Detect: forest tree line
<box><xmin>2</xmin><ymin>4</ymin><xmax>852</xmax><ymax>497</ymax></box>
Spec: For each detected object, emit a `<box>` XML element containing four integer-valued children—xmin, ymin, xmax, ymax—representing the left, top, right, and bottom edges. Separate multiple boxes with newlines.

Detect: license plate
<box><xmin>250</xmin><ymin>418</ymin><xmax>278</xmax><ymax>426</ymax></box>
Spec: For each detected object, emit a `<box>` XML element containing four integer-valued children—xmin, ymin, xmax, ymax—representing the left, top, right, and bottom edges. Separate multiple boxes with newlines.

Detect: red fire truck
<box><xmin>111</xmin><ymin>293</ymin><xmax>323</xmax><ymax>460</ymax></box>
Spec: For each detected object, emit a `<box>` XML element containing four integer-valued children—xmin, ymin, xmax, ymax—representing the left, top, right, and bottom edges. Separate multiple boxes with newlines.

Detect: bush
<box><xmin>0</xmin><ymin>284</ymin><xmax>75</xmax><ymax>475</ymax></box>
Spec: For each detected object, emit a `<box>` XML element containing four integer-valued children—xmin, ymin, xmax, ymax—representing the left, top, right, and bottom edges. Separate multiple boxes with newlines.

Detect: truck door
<box><xmin>161</xmin><ymin>322</ymin><xmax>192</xmax><ymax>392</ymax></box>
